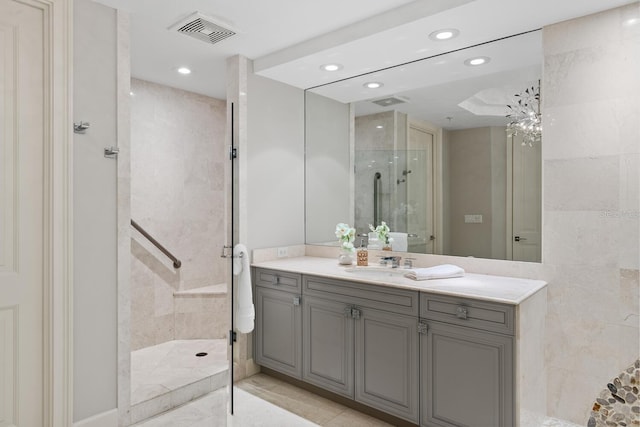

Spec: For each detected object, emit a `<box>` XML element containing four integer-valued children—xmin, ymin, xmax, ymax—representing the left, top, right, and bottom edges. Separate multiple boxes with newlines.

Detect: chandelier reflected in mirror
<box><xmin>506</xmin><ymin>80</ymin><xmax>541</xmax><ymax>146</ymax></box>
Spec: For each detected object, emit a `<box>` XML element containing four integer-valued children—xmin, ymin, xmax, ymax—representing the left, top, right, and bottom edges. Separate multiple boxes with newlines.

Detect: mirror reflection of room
<box><xmin>306</xmin><ymin>30</ymin><xmax>542</xmax><ymax>262</ymax></box>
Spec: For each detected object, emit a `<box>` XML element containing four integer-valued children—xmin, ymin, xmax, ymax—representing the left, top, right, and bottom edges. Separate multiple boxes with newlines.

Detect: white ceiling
<box><xmin>311</xmin><ymin>30</ymin><xmax>543</xmax><ymax>130</ymax></box>
<box><xmin>95</xmin><ymin>0</ymin><xmax>638</xmax><ymax>100</ymax></box>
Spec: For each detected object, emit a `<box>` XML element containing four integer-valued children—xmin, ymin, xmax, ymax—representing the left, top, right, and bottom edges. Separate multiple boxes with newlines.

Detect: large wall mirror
<box><xmin>305</xmin><ymin>30</ymin><xmax>542</xmax><ymax>262</ymax></box>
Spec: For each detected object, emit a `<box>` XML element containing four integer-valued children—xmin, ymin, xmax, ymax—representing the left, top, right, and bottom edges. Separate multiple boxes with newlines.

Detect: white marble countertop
<box><xmin>251</xmin><ymin>256</ymin><xmax>547</xmax><ymax>305</ymax></box>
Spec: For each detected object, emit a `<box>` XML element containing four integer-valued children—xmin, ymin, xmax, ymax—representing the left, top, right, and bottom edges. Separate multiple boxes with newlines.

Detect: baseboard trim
<box><xmin>74</xmin><ymin>409</ymin><xmax>118</xmax><ymax>427</ymax></box>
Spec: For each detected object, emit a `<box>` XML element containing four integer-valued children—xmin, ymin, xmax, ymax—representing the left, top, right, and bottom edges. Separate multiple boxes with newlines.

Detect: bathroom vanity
<box><xmin>252</xmin><ymin>257</ymin><xmax>547</xmax><ymax>427</ymax></box>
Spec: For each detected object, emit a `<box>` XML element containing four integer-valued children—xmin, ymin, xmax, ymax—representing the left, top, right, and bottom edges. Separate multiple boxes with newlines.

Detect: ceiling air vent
<box><xmin>169</xmin><ymin>12</ymin><xmax>236</xmax><ymax>46</ymax></box>
<box><xmin>372</xmin><ymin>96</ymin><xmax>407</xmax><ymax>107</ymax></box>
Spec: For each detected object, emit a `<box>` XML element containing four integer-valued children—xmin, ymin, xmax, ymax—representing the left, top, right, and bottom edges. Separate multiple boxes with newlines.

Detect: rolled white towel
<box><xmin>404</xmin><ymin>264</ymin><xmax>465</xmax><ymax>281</ymax></box>
<box><xmin>234</xmin><ymin>243</ymin><xmax>254</xmax><ymax>333</ymax></box>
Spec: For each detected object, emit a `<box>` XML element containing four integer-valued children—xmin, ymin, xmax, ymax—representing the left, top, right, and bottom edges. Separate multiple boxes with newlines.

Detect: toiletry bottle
<box><xmin>357</xmin><ymin>239</ymin><xmax>368</xmax><ymax>266</ymax></box>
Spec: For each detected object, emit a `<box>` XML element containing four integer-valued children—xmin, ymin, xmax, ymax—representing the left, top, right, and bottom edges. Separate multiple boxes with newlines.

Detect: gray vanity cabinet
<box><xmin>253</xmin><ymin>264</ymin><xmax>544</xmax><ymax>427</ymax></box>
<box><xmin>420</xmin><ymin>294</ymin><xmax>515</xmax><ymax>427</ymax></box>
<box><xmin>355</xmin><ymin>307</ymin><xmax>419</xmax><ymax>423</ymax></box>
<box><xmin>254</xmin><ymin>268</ymin><xmax>303</xmax><ymax>379</ymax></box>
<box><xmin>302</xmin><ymin>275</ymin><xmax>420</xmax><ymax>423</ymax></box>
<box><xmin>302</xmin><ymin>295</ymin><xmax>355</xmax><ymax>398</ymax></box>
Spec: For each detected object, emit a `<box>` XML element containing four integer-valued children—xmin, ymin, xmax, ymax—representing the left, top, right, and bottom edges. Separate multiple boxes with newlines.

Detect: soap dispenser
<box><xmin>357</xmin><ymin>239</ymin><xmax>368</xmax><ymax>266</ymax></box>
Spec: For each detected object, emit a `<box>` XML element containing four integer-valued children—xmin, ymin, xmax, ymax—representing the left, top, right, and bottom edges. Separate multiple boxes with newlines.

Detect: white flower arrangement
<box><xmin>369</xmin><ymin>221</ymin><xmax>390</xmax><ymax>245</ymax></box>
<box><xmin>335</xmin><ymin>223</ymin><xmax>356</xmax><ymax>252</ymax></box>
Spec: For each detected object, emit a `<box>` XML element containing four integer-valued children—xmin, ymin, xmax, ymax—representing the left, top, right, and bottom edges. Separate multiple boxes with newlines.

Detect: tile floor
<box><xmin>130</xmin><ymin>342</ymin><xmax>583</xmax><ymax>427</ymax></box>
<box><xmin>132</xmin><ymin>373</ymin><xmax>391</xmax><ymax>427</ymax></box>
<box><xmin>133</xmin><ymin>373</ymin><xmax>584</xmax><ymax>426</ymax></box>
<box><xmin>131</xmin><ymin>387</ymin><xmax>318</xmax><ymax>427</ymax></box>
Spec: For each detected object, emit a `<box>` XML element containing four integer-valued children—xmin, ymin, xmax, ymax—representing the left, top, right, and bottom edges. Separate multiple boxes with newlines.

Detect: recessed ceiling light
<box><xmin>464</xmin><ymin>56</ymin><xmax>490</xmax><ymax>66</ymax></box>
<box><xmin>320</xmin><ymin>63</ymin><xmax>343</xmax><ymax>72</ymax></box>
<box><xmin>376</xmin><ymin>125</ymin><xmax>384</xmax><ymax>129</ymax></box>
<box><xmin>429</xmin><ymin>28</ymin><xmax>460</xmax><ymax>41</ymax></box>
<box><xmin>177</xmin><ymin>67</ymin><xmax>192</xmax><ymax>75</ymax></box>
<box><xmin>364</xmin><ymin>82</ymin><xmax>383</xmax><ymax>89</ymax></box>
<box><xmin>624</xmin><ymin>17</ymin><xmax>639</xmax><ymax>26</ymax></box>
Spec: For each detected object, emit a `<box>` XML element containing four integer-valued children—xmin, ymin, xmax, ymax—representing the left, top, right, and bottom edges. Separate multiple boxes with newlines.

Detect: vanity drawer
<box><xmin>420</xmin><ymin>293</ymin><xmax>514</xmax><ymax>335</ymax></box>
<box><xmin>253</xmin><ymin>268</ymin><xmax>302</xmax><ymax>294</ymax></box>
<box><xmin>303</xmin><ymin>275</ymin><xmax>419</xmax><ymax>316</ymax></box>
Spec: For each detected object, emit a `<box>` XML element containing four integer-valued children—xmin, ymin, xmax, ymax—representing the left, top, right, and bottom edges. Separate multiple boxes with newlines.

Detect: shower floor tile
<box><xmin>131</xmin><ymin>339</ymin><xmax>228</xmax><ymax>423</ymax></box>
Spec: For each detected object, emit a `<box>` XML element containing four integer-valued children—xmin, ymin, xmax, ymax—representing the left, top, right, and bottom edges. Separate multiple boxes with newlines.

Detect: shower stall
<box><xmin>127</xmin><ymin>78</ymin><xmax>232</xmax><ymax>424</ymax></box>
<box><xmin>354</xmin><ymin>111</ymin><xmax>436</xmax><ymax>254</ymax></box>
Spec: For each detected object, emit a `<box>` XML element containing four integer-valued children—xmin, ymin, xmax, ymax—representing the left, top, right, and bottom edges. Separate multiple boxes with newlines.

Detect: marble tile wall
<box><xmin>174</xmin><ymin>293</ymin><xmax>228</xmax><ymax>340</ymax></box>
<box><xmin>542</xmin><ymin>4</ymin><xmax>640</xmax><ymax>423</ymax></box>
<box><xmin>116</xmin><ymin>11</ymin><xmax>132</xmax><ymax>426</ymax></box>
<box><xmin>130</xmin><ymin>78</ymin><xmax>228</xmax><ymax>350</ymax></box>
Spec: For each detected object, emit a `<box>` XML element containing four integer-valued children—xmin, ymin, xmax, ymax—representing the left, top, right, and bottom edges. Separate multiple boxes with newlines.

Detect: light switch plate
<box><xmin>277</xmin><ymin>247</ymin><xmax>288</xmax><ymax>258</ymax></box>
<box><xmin>464</xmin><ymin>214</ymin><xmax>483</xmax><ymax>224</ymax></box>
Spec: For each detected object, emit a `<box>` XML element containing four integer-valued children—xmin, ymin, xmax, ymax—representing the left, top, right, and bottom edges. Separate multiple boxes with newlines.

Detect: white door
<box><xmin>511</xmin><ymin>136</ymin><xmax>542</xmax><ymax>262</ymax></box>
<box><xmin>0</xmin><ymin>1</ymin><xmax>46</xmax><ymax>425</ymax></box>
<box><xmin>407</xmin><ymin>124</ymin><xmax>435</xmax><ymax>253</ymax></box>
<box><xmin>0</xmin><ymin>1</ymin><xmax>70</xmax><ymax>425</ymax></box>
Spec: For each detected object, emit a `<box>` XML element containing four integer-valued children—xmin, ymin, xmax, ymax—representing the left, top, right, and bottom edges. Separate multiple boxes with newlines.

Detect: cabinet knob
<box><xmin>418</xmin><ymin>321</ymin><xmax>428</xmax><ymax>335</ymax></box>
<box><xmin>343</xmin><ymin>306</ymin><xmax>362</xmax><ymax>319</ymax></box>
<box><xmin>456</xmin><ymin>306</ymin><xmax>468</xmax><ymax>320</ymax></box>
<box><xmin>273</xmin><ymin>276</ymin><xmax>280</xmax><ymax>285</ymax></box>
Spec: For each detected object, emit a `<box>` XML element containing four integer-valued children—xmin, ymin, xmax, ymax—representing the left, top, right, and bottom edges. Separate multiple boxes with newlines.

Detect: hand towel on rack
<box><xmin>404</xmin><ymin>264</ymin><xmax>465</xmax><ymax>281</ymax></box>
<box><xmin>367</xmin><ymin>232</ymin><xmax>381</xmax><ymax>249</ymax></box>
<box><xmin>233</xmin><ymin>243</ymin><xmax>254</xmax><ymax>333</ymax></box>
<box><xmin>388</xmin><ymin>232</ymin><xmax>408</xmax><ymax>252</ymax></box>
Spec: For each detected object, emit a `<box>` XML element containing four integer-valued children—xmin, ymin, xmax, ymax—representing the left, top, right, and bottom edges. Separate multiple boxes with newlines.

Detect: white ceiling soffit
<box><xmin>252</xmin><ymin>0</ymin><xmax>473</xmax><ymax>73</ymax></box>
<box><xmin>255</xmin><ymin>0</ymin><xmax>639</xmax><ymax>90</ymax></box>
<box><xmin>309</xmin><ymin>31</ymin><xmax>542</xmax><ymax>104</ymax></box>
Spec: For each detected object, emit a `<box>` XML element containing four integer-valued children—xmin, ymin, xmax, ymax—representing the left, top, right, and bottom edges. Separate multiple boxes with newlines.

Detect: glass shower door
<box><xmin>227</xmin><ymin>102</ymin><xmax>238</xmax><ymax>418</ymax></box>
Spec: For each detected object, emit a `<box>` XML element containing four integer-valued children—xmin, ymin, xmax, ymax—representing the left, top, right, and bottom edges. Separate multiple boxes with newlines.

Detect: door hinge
<box><xmin>229</xmin><ymin>330</ymin><xmax>237</xmax><ymax>345</ymax></box>
<box><xmin>229</xmin><ymin>146</ymin><xmax>237</xmax><ymax>160</ymax></box>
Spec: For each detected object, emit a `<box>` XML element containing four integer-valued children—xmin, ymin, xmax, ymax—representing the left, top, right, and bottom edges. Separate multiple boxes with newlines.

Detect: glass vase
<box><xmin>338</xmin><ymin>248</ymin><xmax>354</xmax><ymax>265</ymax></box>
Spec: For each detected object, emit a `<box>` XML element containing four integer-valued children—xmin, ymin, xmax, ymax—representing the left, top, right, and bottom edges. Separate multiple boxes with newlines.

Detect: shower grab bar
<box><xmin>131</xmin><ymin>219</ymin><xmax>182</xmax><ymax>268</ymax></box>
<box><xmin>373</xmin><ymin>172</ymin><xmax>382</xmax><ymax>226</ymax></box>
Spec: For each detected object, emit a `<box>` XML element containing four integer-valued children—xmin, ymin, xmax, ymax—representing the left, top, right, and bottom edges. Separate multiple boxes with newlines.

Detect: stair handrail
<box><xmin>131</xmin><ymin>219</ymin><xmax>182</xmax><ymax>269</ymax></box>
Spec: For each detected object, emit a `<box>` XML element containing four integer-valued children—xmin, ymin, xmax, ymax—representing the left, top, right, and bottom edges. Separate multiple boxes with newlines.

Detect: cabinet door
<box><xmin>255</xmin><ymin>287</ymin><xmax>302</xmax><ymax>378</ymax></box>
<box><xmin>303</xmin><ymin>295</ymin><xmax>354</xmax><ymax>398</ymax></box>
<box><xmin>355</xmin><ymin>308</ymin><xmax>419</xmax><ymax>423</ymax></box>
<box><xmin>421</xmin><ymin>321</ymin><xmax>514</xmax><ymax>427</ymax></box>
